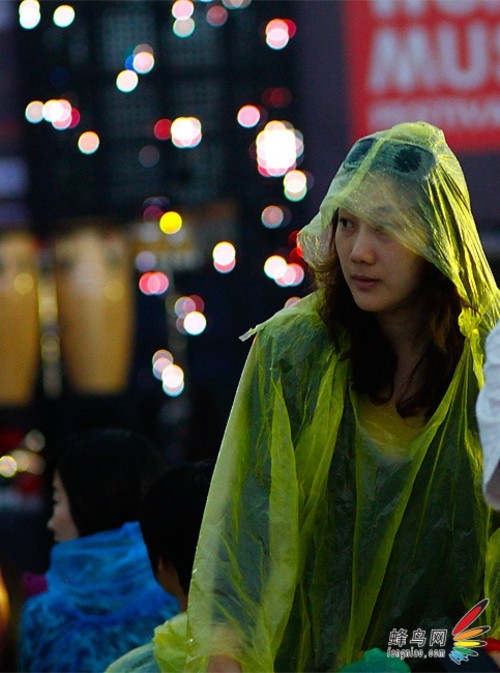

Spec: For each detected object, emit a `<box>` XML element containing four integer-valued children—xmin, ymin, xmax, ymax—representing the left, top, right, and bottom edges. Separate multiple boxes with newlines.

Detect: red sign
<box><xmin>342</xmin><ymin>0</ymin><xmax>500</xmax><ymax>151</ymax></box>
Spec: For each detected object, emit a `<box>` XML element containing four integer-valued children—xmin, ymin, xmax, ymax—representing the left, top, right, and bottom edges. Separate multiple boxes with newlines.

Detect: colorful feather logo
<box><xmin>449</xmin><ymin>598</ymin><xmax>490</xmax><ymax>665</ymax></box>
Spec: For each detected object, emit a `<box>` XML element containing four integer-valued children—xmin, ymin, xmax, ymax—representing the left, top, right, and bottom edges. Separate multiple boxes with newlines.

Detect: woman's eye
<box><xmin>338</xmin><ymin>217</ymin><xmax>353</xmax><ymax>228</ymax></box>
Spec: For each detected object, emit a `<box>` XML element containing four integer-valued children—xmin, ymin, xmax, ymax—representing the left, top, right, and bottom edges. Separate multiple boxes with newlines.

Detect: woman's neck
<box><xmin>377</xmin><ymin>308</ymin><xmax>429</xmax><ymax>405</ymax></box>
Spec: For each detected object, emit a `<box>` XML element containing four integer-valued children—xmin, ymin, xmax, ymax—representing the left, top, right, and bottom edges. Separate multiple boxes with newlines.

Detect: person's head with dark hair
<box><xmin>139</xmin><ymin>460</ymin><xmax>214</xmax><ymax>611</ymax></box>
<box><xmin>48</xmin><ymin>428</ymin><xmax>167</xmax><ymax>541</ymax></box>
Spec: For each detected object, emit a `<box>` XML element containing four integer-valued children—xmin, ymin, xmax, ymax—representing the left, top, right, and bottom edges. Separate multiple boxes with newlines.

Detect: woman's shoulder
<box><xmin>244</xmin><ymin>291</ymin><xmax>330</xmax><ymax>355</ymax></box>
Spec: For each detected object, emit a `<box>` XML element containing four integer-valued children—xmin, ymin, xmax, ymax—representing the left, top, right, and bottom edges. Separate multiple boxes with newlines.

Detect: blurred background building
<box><xmin>1</xmin><ymin>0</ymin><xmax>500</xmax><ymax>666</ymax></box>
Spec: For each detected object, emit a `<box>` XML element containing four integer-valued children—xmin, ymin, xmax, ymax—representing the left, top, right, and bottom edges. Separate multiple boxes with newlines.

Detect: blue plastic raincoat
<box><xmin>19</xmin><ymin>521</ymin><xmax>179</xmax><ymax>672</ymax></box>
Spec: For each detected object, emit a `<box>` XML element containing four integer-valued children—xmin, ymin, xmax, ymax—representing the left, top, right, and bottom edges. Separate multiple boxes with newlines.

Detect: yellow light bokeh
<box><xmin>159</xmin><ymin>211</ymin><xmax>183</xmax><ymax>234</ymax></box>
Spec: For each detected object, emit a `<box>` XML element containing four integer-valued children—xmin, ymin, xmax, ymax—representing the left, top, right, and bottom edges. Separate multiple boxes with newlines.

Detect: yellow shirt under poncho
<box><xmin>184</xmin><ymin>122</ymin><xmax>500</xmax><ymax>672</ymax></box>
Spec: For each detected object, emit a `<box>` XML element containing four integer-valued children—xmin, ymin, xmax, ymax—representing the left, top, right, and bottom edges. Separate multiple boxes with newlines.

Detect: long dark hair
<box><xmin>313</xmin><ymin>223</ymin><xmax>465</xmax><ymax>419</ymax></box>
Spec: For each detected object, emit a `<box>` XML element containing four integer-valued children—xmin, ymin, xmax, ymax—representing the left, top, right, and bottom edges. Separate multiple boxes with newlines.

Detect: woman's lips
<box><xmin>351</xmin><ymin>275</ymin><xmax>379</xmax><ymax>290</ymax></box>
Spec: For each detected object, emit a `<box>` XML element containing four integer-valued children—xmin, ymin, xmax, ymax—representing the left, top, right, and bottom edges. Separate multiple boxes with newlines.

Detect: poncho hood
<box><xmin>298</xmin><ymin>121</ymin><xmax>498</xmax><ymax>322</ymax></box>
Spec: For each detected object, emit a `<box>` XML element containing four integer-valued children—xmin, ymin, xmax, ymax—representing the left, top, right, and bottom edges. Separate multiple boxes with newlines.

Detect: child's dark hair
<box><xmin>56</xmin><ymin>428</ymin><xmax>166</xmax><ymax>537</ymax></box>
<box><xmin>139</xmin><ymin>460</ymin><xmax>214</xmax><ymax>595</ymax></box>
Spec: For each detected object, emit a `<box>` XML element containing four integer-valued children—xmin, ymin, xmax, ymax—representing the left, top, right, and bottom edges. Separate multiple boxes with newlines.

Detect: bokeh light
<box><xmin>77</xmin><ymin>131</ymin><xmax>100</xmax><ymax>154</ymax></box>
<box><xmin>43</xmin><ymin>99</ymin><xmax>72</xmax><ymax>123</ymax></box>
<box><xmin>172</xmin><ymin>0</ymin><xmax>194</xmax><ymax>19</ymax></box>
<box><xmin>26</xmin><ymin>98</ymin><xmax>79</xmax><ymax>130</ymax></box>
<box><xmin>25</xmin><ymin>100</ymin><xmax>44</xmax><ymax>124</ymax></box>
<box><xmin>171</xmin><ymin>117</ymin><xmax>202</xmax><ymax>148</ymax></box>
<box><xmin>14</xmin><ymin>272</ymin><xmax>34</xmax><ymax>295</ymax></box>
<box><xmin>139</xmin><ymin>145</ymin><xmax>160</xmax><ymax>168</ymax></box>
<box><xmin>116</xmin><ymin>69</ymin><xmax>139</xmax><ymax>93</ymax></box>
<box><xmin>133</xmin><ymin>50</ymin><xmax>155</xmax><ymax>74</ymax></box>
<box><xmin>237</xmin><ymin>105</ymin><xmax>261</xmax><ymax>129</ymax></box>
<box><xmin>206</xmin><ymin>6</ymin><xmax>228</xmax><ymax>26</ymax></box>
<box><xmin>256</xmin><ymin>121</ymin><xmax>303</xmax><ymax>177</ymax></box>
<box><xmin>19</xmin><ymin>0</ymin><xmax>41</xmax><ymax>29</ymax></box>
<box><xmin>283</xmin><ymin>169</ymin><xmax>308</xmax><ymax>201</ymax></box>
<box><xmin>162</xmin><ymin>363</ymin><xmax>185</xmax><ymax>397</ymax></box>
<box><xmin>135</xmin><ymin>251</ymin><xmax>157</xmax><ymax>272</ymax></box>
<box><xmin>183</xmin><ymin>311</ymin><xmax>207</xmax><ymax>336</ymax></box>
<box><xmin>274</xmin><ymin>262</ymin><xmax>305</xmax><ymax>287</ymax></box>
<box><xmin>262</xmin><ymin>87</ymin><xmax>291</xmax><ymax>109</ymax></box>
<box><xmin>222</xmin><ymin>0</ymin><xmax>251</xmax><ymax>8</ymax></box>
<box><xmin>174</xmin><ymin>296</ymin><xmax>196</xmax><ymax>318</ymax></box>
<box><xmin>152</xmin><ymin>349</ymin><xmax>174</xmax><ymax>380</ymax></box>
<box><xmin>68</xmin><ymin>108</ymin><xmax>81</xmax><ymax>129</ymax></box>
<box><xmin>25</xmin><ymin>429</ymin><xmax>45</xmax><ymax>453</ymax></box>
<box><xmin>190</xmin><ymin>294</ymin><xmax>205</xmax><ymax>312</ymax></box>
<box><xmin>265</xmin><ymin>18</ymin><xmax>295</xmax><ymax>50</ymax></box>
<box><xmin>159</xmin><ymin>211</ymin><xmax>183</xmax><ymax>234</ymax></box>
<box><xmin>264</xmin><ymin>254</ymin><xmax>287</xmax><ymax>280</ymax></box>
<box><xmin>173</xmin><ymin>17</ymin><xmax>195</xmax><ymax>38</ymax></box>
<box><xmin>0</xmin><ymin>456</ymin><xmax>17</xmax><ymax>478</ymax></box>
<box><xmin>285</xmin><ymin>296</ymin><xmax>301</xmax><ymax>309</ymax></box>
<box><xmin>153</xmin><ymin>118</ymin><xmax>172</xmax><ymax>140</ymax></box>
<box><xmin>261</xmin><ymin>205</ymin><xmax>284</xmax><ymax>229</ymax></box>
<box><xmin>213</xmin><ymin>241</ymin><xmax>236</xmax><ymax>274</ymax></box>
<box><xmin>53</xmin><ymin>5</ymin><xmax>75</xmax><ymax>28</ymax></box>
<box><xmin>138</xmin><ymin>271</ymin><xmax>170</xmax><ymax>295</ymax></box>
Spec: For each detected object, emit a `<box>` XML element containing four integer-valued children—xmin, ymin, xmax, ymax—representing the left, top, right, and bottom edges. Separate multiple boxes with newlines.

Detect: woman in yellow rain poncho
<box><xmin>183</xmin><ymin>122</ymin><xmax>500</xmax><ymax>672</ymax></box>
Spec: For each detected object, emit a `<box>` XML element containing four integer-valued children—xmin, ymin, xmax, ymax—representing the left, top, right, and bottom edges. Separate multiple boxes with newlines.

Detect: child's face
<box><xmin>47</xmin><ymin>471</ymin><xmax>80</xmax><ymax>542</ymax></box>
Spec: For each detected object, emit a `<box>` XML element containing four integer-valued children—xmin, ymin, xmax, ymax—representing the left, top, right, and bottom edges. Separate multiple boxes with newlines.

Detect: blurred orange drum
<box><xmin>0</xmin><ymin>230</ymin><xmax>40</xmax><ymax>406</ymax></box>
<box><xmin>54</xmin><ymin>224</ymin><xmax>135</xmax><ymax>395</ymax></box>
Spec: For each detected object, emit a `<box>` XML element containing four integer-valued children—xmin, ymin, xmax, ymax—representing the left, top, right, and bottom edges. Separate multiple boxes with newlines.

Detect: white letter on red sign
<box><xmin>368</xmin><ymin>27</ymin><xmax>439</xmax><ymax>93</ymax></box>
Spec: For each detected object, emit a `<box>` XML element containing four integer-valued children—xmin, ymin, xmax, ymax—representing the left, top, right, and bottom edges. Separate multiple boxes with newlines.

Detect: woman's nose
<box><xmin>350</xmin><ymin>227</ymin><xmax>376</xmax><ymax>264</ymax></box>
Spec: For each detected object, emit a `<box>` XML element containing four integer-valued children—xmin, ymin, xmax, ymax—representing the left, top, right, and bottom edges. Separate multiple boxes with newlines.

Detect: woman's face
<box><xmin>334</xmin><ymin>208</ymin><xmax>427</xmax><ymax>318</ymax></box>
<box><xmin>47</xmin><ymin>471</ymin><xmax>79</xmax><ymax>542</ymax></box>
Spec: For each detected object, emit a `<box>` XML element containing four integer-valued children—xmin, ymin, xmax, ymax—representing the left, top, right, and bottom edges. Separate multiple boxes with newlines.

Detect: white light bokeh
<box><xmin>162</xmin><ymin>363</ymin><xmax>185</xmax><ymax>397</ymax></box>
<box><xmin>171</xmin><ymin>117</ymin><xmax>202</xmax><ymax>148</ymax></box>
<box><xmin>19</xmin><ymin>0</ymin><xmax>41</xmax><ymax>29</ymax></box>
<box><xmin>256</xmin><ymin>121</ymin><xmax>303</xmax><ymax>177</ymax></box>
<box><xmin>53</xmin><ymin>4</ymin><xmax>75</xmax><ymax>28</ymax></box>
<box><xmin>133</xmin><ymin>51</ymin><xmax>155</xmax><ymax>74</ymax></box>
<box><xmin>265</xmin><ymin>19</ymin><xmax>290</xmax><ymax>50</ymax></box>
<box><xmin>77</xmin><ymin>131</ymin><xmax>100</xmax><ymax>154</ymax></box>
<box><xmin>212</xmin><ymin>241</ymin><xmax>236</xmax><ymax>265</ymax></box>
<box><xmin>183</xmin><ymin>311</ymin><xmax>207</xmax><ymax>336</ymax></box>
<box><xmin>274</xmin><ymin>262</ymin><xmax>305</xmax><ymax>287</ymax></box>
<box><xmin>283</xmin><ymin>169</ymin><xmax>308</xmax><ymax>201</ymax></box>
<box><xmin>116</xmin><ymin>69</ymin><xmax>139</xmax><ymax>93</ymax></box>
<box><xmin>264</xmin><ymin>254</ymin><xmax>287</xmax><ymax>280</ymax></box>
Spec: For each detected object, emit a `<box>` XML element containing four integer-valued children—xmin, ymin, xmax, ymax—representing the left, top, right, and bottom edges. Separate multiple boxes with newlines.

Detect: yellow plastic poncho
<box><xmin>184</xmin><ymin>122</ymin><xmax>500</xmax><ymax>672</ymax></box>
